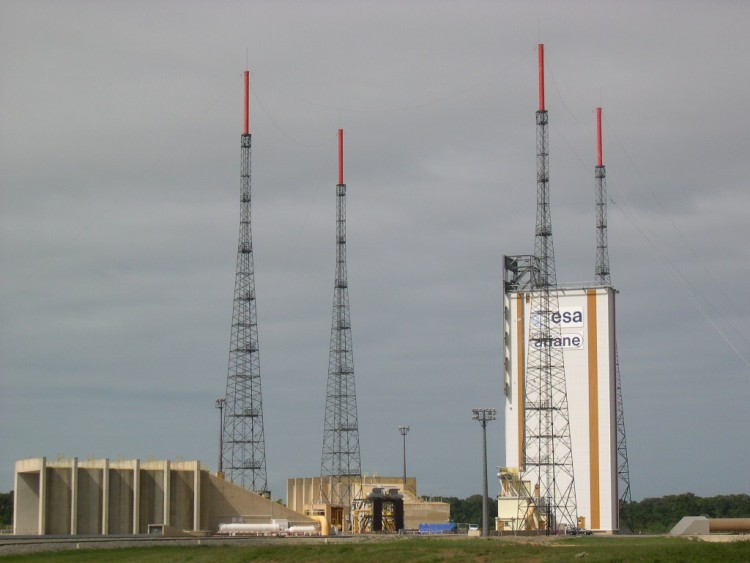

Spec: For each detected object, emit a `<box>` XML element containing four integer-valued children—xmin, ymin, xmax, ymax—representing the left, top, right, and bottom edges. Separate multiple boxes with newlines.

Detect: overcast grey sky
<box><xmin>1</xmin><ymin>1</ymin><xmax>748</xmax><ymax>502</ymax></box>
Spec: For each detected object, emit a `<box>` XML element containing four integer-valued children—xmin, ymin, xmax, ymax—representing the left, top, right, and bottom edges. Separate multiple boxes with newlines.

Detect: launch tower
<box><xmin>500</xmin><ymin>49</ymin><xmax>624</xmax><ymax>535</ymax></box>
<box><xmin>220</xmin><ymin>71</ymin><xmax>268</xmax><ymax>495</ymax></box>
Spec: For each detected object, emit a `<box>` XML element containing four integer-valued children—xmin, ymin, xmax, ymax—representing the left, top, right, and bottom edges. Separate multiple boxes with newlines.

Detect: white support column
<box><xmin>102</xmin><ymin>458</ymin><xmax>110</xmax><ymax>535</ymax></box>
<box><xmin>70</xmin><ymin>457</ymin><xmax>79</xmax><ymax>535</ymax></box>
<box><xmin>39</xmin><ymin>457</ymin><xmax>47</xmax><ymax>535</ymax></box>
<box><xmin>163</xmin><ymin>460</ymin><xmax>170</xmax><ymax>526</ymax></box>
<box><xmin>193</xmin><ymin>461</ymin><xmax>201</xmax><ymax>531</ymax></box>
<box><xmin>12</xmin><ymin>466</ymin><xmax>19</xmax><ymax>535</ymax></box>
<box><xmin>132</xmin><ymin>460</ymin><xmax>140</xmax><ymax>534</ymax></box>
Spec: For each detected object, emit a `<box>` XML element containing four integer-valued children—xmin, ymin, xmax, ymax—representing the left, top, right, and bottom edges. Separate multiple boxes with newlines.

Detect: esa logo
<box><xmin>551</xmin><ymin>308</ymin><xmax>584</xmax><ymax>327</ymax></box>
<box><xmin>530</xmin><ymin>307</ymin><xmax>584</xmax><ymax>328</ymax></box>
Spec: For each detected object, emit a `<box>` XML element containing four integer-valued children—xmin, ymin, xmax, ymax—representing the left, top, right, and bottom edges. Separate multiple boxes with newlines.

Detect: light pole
<box><xmin>216</xmin><ymin>397</ymin><xmax>226</xmax><ymax>474</ymax></box>
<box><xmin>398</xmin><ymin>426</ymin><xmax>410</xmax><ymax>493</ymax></box>
<box><xmin>472</xmin><ymin>408</ymin><xmax>496</xmax><ymax>537</ymax></box>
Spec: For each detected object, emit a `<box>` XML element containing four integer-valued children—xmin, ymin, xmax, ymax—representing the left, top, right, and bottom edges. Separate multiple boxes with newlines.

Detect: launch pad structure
<box><xmin>498</xmin><ymin>48</ymin><xmax>631</xmax><ymax>534</ymax></box>
<box><xmin>11</xmin><ymin>47</ymin><xmax>636</xmax><ymax>539</ymax></box>
<box><xmin>287</xmin><ymin>476</ymin><xmax>450</xmax><ymax>533</ymax></box>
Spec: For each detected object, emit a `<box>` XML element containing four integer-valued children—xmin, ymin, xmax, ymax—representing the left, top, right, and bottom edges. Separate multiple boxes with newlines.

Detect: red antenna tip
<box><xmin>243</xmin><ymin>71</ymin><xmax>250</xmax><ymax>135</ymax></box>
<box><xmin>596</xmin><ymin>107</ymin><xmax>603</xmax><ymax>167</ymax></box>
<box><xmin>538</xmin><ymin>43</ymin><xmax>545</xmax><ymax>112</ymax></box>
<box><xmin>338</xmin><ymin>129</ymin><xmax>344</xmax><ymax>185</ymax></box>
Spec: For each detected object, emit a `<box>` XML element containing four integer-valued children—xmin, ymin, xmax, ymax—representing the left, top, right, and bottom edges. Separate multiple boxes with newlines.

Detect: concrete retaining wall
<box><xmin>14</xmin><ymin>457</ymin><xmax>312</xmax><ymax>536</ymax></box>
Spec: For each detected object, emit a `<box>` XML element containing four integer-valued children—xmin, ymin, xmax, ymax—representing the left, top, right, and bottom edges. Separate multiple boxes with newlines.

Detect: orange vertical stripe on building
<box><xmin>587</xmin><ymin>289</ymin><xmax>601</xmax><ymax>530</ymax></box>
<box><xmin>517</xmin><ymin>295</ymin><xmax>525</xmax><ymax>468</ymax></box>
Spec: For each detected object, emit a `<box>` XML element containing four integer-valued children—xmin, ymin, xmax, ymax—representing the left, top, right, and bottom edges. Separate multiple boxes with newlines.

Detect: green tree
<box><xmin>0</xmin><ymin>491</ymin><xmax>12</xmax><ymax>528</ymax></box>
<box><xmin>424</xmin><ymin>494</ymin><xmax>497</xmax><ymax>527</ymax></box>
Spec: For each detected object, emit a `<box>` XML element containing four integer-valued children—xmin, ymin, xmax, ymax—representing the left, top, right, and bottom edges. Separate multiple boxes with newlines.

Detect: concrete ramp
<box><xmin>671</xmin><ymin>516</ymin><xmax>750</xmax><ymax>536</ymax></box>
<box><xmin>203</xmin><ymin>473</ymin><xmax>314</xmax><ymax>532</ymax></box>
<box><xmin>670</xmin><ymin>516</ymin><xmax>709</xmax><ymax>535</ymax></box>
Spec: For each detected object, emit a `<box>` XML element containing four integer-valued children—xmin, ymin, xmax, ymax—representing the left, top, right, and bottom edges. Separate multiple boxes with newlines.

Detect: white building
<box><xmin>500</xmin><ymin>257</ymin><xmax>619</xmax><ymax>533</ymax></box>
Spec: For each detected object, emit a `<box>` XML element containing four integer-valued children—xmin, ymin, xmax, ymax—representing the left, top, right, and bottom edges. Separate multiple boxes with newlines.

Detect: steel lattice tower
<box><xmin>595</xmin><ymin>108</ymin><xmax>610</xmax><ymax>286</ymax></box>
<box><xmin>594</xmin><ymin>108</ymin><xmax>632</xmax><ymax>519</ymax></box>
<box><xmin>220</xmin><ymin>71</ymin><xmax>268</xmax><ymax>495</ymax></box>
<box><xmin>519</xmin><ymin>44</ymin><xmax>578</xmax><ymax>533</ymax></box>
<box><xmin>319</xmin><ymin>129</ymin><xmax>362</xmax><ymax>518</ymax></box>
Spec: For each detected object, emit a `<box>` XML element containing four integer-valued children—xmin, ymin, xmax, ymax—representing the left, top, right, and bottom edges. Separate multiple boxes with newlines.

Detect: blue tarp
<box><xmin>418</xmin><ymin>523</ymin><xmax>457</xmax><ymax>534</ymax></box>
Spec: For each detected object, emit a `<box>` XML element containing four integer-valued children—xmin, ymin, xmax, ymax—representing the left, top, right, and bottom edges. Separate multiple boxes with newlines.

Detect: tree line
<box><xmin>422</xmin><ymin>492</ymin><xmax>750</xmax><ymax>533</ymax></box>
<box><xmin>423</xmin><ymin>493</ymin><xmax>750</xmax><ymax>534</ymax></box>
<box><xmin>421</xmin><ymin>494</ymin><xmax>498</xmax><ymax>527</ymax></box>
<box><xmin>621</xmin><ymin>493</ymin><xmax>750</xmax><ymax>534</ymax></box>
<box><xmin>433</xmin><ymin>492</ymin><xmax>750</xmax><ymax>533</ymax></box>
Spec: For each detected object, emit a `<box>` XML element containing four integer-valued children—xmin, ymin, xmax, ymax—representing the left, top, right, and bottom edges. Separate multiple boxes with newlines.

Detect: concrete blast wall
<box><xmin>14</xmin><ymin>467</ymin><xmax>41</xmax><ymax>535</ymax></box>
<box><xmin>14</xmin><ymin>457</ymin><xmax>313</xmax><ymax>536</ymax></box>
<box><xmin>46</xmin><ymin>467</ymin><xmax>72</xmax><ymax>535</ymax></box>
<box><xmin>108</xmin><ymin>468</ymin><xmax>134</xmax><ymax>534</ymax></box>
<box><xmin>76</xmin><ymin>468</ymin><xmax>103</xmax><ymax>534</ymax></box>
<box><xmin>138</xmin><ymin>469</ymin><xmax>165</xmax><ymax>533</ymax></box>
<box><xmin>170</xmin><ymin>470</ymin><xmax>195</xmax><ymax>532</ymax></box>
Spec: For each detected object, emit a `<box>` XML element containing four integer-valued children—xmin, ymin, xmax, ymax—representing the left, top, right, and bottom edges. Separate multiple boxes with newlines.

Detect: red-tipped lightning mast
<box><xmin>221</xmin><ymin>67</ymin><xmax>268</xmax><ymax>494</ymax></box>
<box><xmin>520</xmin><ymin>42</ymin><xmax>579</xmax><ymax>533</ymax></box>
<box><xmin>243</xmin><ymin>70</ymin><xmax>250</xmax><ymax>135</ymax></box>
<box><xmin>338</xmin><ymin>128</ymin><xmax>344</xmax><ymax>185</ymax></box>
<box><xmin>593</xmin><ymin>103</ymin><xmax>632</xmax><ymax>515</ymax></box>
<box><xmin>320</xmin><ymin>126</ymin><xmax>362</xmax><ymax>519</ymax></box>
<box><xmin>538</xmin><ymin>43</ymin><xmax>545</xmax><ymax>111</ymax></box>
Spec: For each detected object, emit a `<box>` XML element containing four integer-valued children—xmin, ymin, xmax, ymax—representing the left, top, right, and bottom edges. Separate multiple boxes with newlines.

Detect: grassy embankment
<box><xmin>2</xmin><ymin>536</ymin><xmax>750</xmax><ymax>562</ymax></box>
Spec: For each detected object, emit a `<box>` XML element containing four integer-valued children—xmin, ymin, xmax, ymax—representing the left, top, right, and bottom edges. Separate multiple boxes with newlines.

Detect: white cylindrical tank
<box><xmin>217</xmin><ymin>522</ymin><xmax>282</xmax><ymax>535</ymax></box>
<box><xmin>287</xmin><ymin>525</ymin><xmax>318</xmax><ymax>535</ymax></box>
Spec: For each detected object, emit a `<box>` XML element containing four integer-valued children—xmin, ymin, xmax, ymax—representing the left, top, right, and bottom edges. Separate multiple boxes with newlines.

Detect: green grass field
<box><xmin>2</xmin><ymin>536</ymin><xmax>750</xmax><ymax>563</ymax></box>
